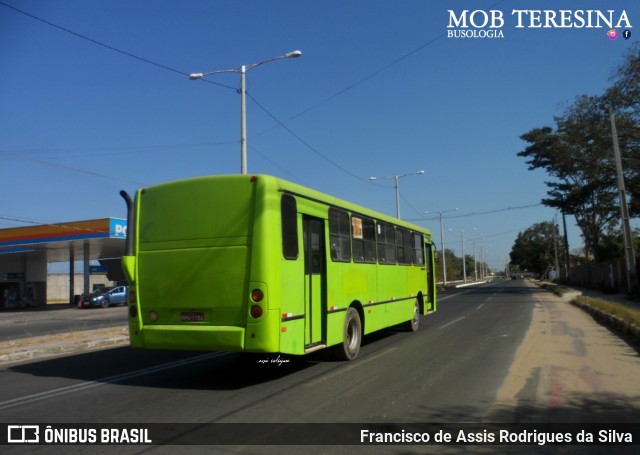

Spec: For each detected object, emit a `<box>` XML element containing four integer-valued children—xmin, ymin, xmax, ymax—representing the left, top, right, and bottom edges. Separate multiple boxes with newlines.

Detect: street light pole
<box><xmin>449</xmin><ymin>227</ymin><xmax>466</xmax><ymax>282</ymax></box>
<box><xmin>190</xmin><ymin>50</ymin><xmax>302</xmax><ymax>174</ymax></box>
<box><xmin>394</xmin><ymin>175</ymin><xmax>400</xmax><ymax>219</ymax></box>
<box><xmin>472</xmin><ymin>239</ymin><xmax>478</xmax><ymax>281</ymax></box>
<box><xmin>459</xmin><ymin>228</ymin><xmax>467</xmax><ymax>283</ymax></box>
<box><xmin>240</xmin><ymin>65</ymin><xmax>247</xmax><ymax>175</ymax></box>
<box><xmin>370</xmin><ymin>170</ymin><xmax>425</xmax><ymax>219</ymax></box>
<box><xmin>426</xmin><ymin>208</ymin><xmax>458</xmax><ymax>286</ymax></box>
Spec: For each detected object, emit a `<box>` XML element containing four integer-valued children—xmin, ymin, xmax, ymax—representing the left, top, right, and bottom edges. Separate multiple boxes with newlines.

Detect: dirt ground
<box><xmin>489</xmin><ymin>280</ymin><xmax>640</xmax><ymax>423</ymax></box>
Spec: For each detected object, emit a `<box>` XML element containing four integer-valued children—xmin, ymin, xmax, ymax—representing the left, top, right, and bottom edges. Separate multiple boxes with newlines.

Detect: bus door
<box><xmin>303</xmin><ymin>216</ymin><xmax>326</xmax><ymax>348</ymax></box>
<box><xmin>425</xmin><ymin>242</ymin><xmax>435</xmax><ymax>313</ymax></box>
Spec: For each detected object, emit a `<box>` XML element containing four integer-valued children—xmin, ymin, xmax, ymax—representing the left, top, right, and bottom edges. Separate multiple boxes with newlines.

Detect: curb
<box><xmin>534</xmin><ymin>280</ymin><xmax>640</xmax><ymax>345</ymax></box>
<box><xmin>569</xmin><ymin>298</ymin><xmax>640</xmax><ymax>343</ymax></box>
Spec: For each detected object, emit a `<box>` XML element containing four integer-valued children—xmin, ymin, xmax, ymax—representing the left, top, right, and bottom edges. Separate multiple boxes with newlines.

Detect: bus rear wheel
<box><xmin>334</xmin><ymin>307</ymin><xmax>361</xmax><ymax>361</ymax></box>
<box><xmin>404</xmin><ymin>300</ymin><xmax>420</xmax><ymax>332</ymax></box>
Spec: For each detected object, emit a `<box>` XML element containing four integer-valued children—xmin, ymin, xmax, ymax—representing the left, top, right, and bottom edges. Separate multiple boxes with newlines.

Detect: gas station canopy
<box><xmin>0</xmin><ymin>218</ymin><xmax>127</xmax><ymax>307</ymax></box>
<box><xmin>0</xmin><ymin>218</ymin><xmax>127</xmax><ymax>261</ymax></box>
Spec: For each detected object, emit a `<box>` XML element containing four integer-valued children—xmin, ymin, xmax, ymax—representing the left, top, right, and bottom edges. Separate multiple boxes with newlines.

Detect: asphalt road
<box><xmin>1</xmin><ymin>280</ymin><xmax>639</xmax><ymax>454</ymax></box>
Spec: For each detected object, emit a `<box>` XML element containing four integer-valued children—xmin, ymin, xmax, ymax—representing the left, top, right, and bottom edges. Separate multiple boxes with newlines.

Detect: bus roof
<box><xmin>270</xmin><ymin>175</ymin><xmax>430</xmax><ymax>234</ymax></box>
<box><xmin>142</xmin><ymin>174</ymin><xmax>431</xmax><ymax>239</ymax></box>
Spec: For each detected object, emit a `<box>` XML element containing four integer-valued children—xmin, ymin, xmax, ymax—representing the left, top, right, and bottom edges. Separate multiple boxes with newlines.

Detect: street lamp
<box><xmin>450</xmin><ymin>227</ymin><xmax>467</xmax><ymax>283</ymax></box>
<box><xmin>480</xmin><ymin>243</ymin><xmax>492</xmax><ymax>279</ymax></box>
<box><xmin>369</xmin><ymin>170</ymin><xmax>424</xmax><ymax>219</ymax></box>
<box><xmin>189</xmin><ymin>50</ymin><xmax>302</xmax><ymax>174</ymax></box>
<box><xmin>425</xmin><ymin>208</ymin><xmax>458</xmax><ymax>286</ymax></box>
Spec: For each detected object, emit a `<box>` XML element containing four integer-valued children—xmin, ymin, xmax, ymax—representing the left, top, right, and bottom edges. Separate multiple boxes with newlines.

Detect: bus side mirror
<box><xmin>434</xmin><ymin>250</ymin><xmax>440</xmax><ymax>263</ymax></box>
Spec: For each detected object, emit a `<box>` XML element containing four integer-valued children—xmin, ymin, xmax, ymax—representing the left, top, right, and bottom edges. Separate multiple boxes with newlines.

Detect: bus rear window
<box><xmin>281</xmin><ymin>195</ymin><xmax>298</xmax><ymax>260</ymax></box>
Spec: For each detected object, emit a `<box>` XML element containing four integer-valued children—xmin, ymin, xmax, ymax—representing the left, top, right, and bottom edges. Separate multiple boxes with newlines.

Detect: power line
<box><xmin>0</xmin><ymin>0</ymin><xmax>235</xmax><ymax>90</ymax></box>
<box><xmin>408</xmin><ymin>203</ymin><xmax>544</xmax><ymax>223</ymax></box>
<box><xmin>14</xmin><ymin>141</ymin><xmax>238</xmax><ymax>159</ymax></box>
<box><xmin>251</xmin><ymin>0</ymin><xmax>506</xmax><ymax>139</ymax></box>
<box><xmin>0</xmin><ymin>150</ymin><xmax>147</xmax><ymax>186</ymax></box>
<box><xmin>2</xmin><ymin>0</ymin><xmax>509</xmax><ymax>193</ymax></box>
<box><xmin>0</xmin><ymin>0</ymin><xmax>392</xmax><ymax>183</ymax></box>
<box><xmin>248</xmin><ymin>144</ymin><xmax>302</xmax><ymax>182</ymax></box>
<box><xmin>246</xmin><ymin>93</ymin><xmax>371</xmax><ymax>183</ymax></box>
<box><xmin>1</xmin><ymin>0</ymin><xmax>443</xmax><ymax>185</ymax></box>
<box><xmin>440</xmin><ymin>227</ymin><xmax>533</xmax><ymax>250</ymax></box>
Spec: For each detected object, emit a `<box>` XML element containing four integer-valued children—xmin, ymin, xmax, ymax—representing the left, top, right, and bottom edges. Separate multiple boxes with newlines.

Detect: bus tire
<box><xmin>405</xmin><ymin>300</ymin><xmax>420</xmax><ymax>332</ymax></box>
<box><xmin>335</xmin><ymin>307</ymin><xmax>361</xmax><ymax>361</ymax></box>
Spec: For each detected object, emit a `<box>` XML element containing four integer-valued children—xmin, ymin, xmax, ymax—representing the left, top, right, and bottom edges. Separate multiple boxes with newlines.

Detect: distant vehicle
<box><xmin>81</xmin><ymin>286</ymin><xmax>128</xmax><ymax>308</ymax></box>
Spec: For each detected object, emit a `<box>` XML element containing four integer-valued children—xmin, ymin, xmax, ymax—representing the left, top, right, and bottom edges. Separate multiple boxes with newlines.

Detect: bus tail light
<box><xmin>251</xmin><ymin>289</ymin><xmax>264</xmax><ymax>302</ymax></box>
<box><xmin>250</xmin><ymin>305</ymin><xmax>263</xmax><ymax>319</ymax></box>
<box><xmin>129</xmin><ymin>305</ymin><xmax>138</xmax><ymax>319</ymax></box>
<box><xmin>128</xmin><ymin>289</ymin><xmax>137</xmax><ymax>304</ymax></box>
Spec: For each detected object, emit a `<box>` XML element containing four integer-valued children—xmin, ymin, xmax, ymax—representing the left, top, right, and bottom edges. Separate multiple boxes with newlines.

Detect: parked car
<box><xmin>81</xmin><ymin>286</ymin><xmax>128</xmax><ymax>308</ymax></box>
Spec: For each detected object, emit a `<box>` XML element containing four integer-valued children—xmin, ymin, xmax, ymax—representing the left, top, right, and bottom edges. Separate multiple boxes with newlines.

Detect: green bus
<box><xmin>120</xmin><ymin>174</ymin><xmax>436</xmax><ymax>360</ymax></box>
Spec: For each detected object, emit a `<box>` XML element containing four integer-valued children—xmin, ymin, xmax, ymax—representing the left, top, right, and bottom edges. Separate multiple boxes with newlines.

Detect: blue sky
<box><xmin>1</xmin><ymin>0</ymin><xmax>638</xmax><ymax>272</ymax></box>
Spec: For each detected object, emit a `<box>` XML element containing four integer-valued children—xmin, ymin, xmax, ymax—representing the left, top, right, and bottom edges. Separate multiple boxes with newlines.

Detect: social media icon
<box><xmin>623</xmin><ymin>29</ymin><xmax>631</xmax><ymax>40</ymax></box>
<box><xmin>608</xmin><ymin>29</ymin><xmax>618</xmax><ymax>40</ymax></box>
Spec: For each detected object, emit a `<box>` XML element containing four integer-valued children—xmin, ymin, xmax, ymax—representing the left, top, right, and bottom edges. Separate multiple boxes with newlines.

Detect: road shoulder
<box><xmin>488</xmin><ymin>280</ymin><xmax>640</xmax><ymax>423</ymax></box>
<box><xmin>0</xmin><ymin>326</ymin><xmax>128</xmax><ymax>365</ymax></box>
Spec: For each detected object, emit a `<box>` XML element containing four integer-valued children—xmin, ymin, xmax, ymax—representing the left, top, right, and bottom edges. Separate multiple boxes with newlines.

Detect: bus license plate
<box><xmin>181</xmin><ymin>311</ymin><xmax>205</xmax><ymax>322</ymax></box>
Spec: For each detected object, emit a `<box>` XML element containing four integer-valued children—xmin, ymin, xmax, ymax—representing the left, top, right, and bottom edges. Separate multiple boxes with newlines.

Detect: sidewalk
<box><xmin>537</xmin><ymin>281</ymin><xmax>640</xmax><ymax>344</ymax></box>
<box><xmin>489</xmin><ymin>280</ymin><xmax>640</xmax><ymax>424</ymax></box>
<box><xmin>0</xmin><ymin>324</ymin><xmax>129</xmax><ymax>365</ymax></box>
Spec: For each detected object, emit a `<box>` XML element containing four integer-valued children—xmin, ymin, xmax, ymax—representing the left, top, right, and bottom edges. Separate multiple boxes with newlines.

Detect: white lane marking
<box><xmin>0</xmin><ymin>352</ymin><xmax>226</xmax><ymax>411</ymax></box>
<box><xmin>438</xmin><ymin>316</ymin><xmax>466</xmax><ymax>330</ymax></box>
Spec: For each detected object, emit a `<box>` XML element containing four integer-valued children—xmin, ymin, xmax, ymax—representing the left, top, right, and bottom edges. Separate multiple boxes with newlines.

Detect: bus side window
<box><xmin>329</xmin><ymin>207</ymin><xmax>351</xmax><ymax>262</ymax></box>
<box><xmin>396</xmin><ymin>228</ymin><xmax>412</xmax><ymax>265</ymax></box>
<box><xmin>413</xmin><ymin>233</ymin><xmax>424</xmax><ymax>266</ymax></box>
<box><xmin>281</xmin><ymin>195</ymin><xmax>299</xmax><ymax>260</ymax></box>
<box><xmin>363</xmin><ymin>218</ymin><xmax>376</xmax><ymax>263</ymax></box>
<box><xmin>352</xmin><ymin>215</ymin><xmax>376</xmax><ymax>263</ymax></box>
<box><xmin>376</xmin><ymin>221</ymin><xmax>396</xmax><ymax>264</ymax></box>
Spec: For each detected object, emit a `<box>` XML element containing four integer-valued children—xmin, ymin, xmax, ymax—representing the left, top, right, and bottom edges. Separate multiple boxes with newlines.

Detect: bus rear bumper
<box><xmin>132</xmin><ymin>325</ymin><xmax>245</xmax><ymax>351</ymax></box>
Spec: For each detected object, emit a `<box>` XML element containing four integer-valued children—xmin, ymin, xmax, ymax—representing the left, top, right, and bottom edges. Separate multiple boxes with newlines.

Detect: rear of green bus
<box><xmin>121</xmin><ymin>175</ymin><xmax>280</xmax><ymax>353</ymax></box>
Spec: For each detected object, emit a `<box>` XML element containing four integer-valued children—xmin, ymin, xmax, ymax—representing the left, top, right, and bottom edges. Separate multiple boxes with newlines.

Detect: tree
<box><xmin>435</xmin><ymin>248</ymin><xmax>460</xmax><ymax>283</ymax></box>
<box><xmin>518</xmin><ymin>45</ymin><xmax>640</xmax><ymax>262</ymax></box>
<box><xmin>444</xmin><ymin>248</ymin><xmax>463</xmax><ymax>281</ymax></box>
<box><xmin>519</xmin><ymin>96</ymin><xmax>620</xmax><ymax>261</ymax></box>
<box><xmin>510</xmin><ymin>222</ymin><xmax>562</xmax><ymax>276</ymax></box>
<box><xmin>598</xmin><ymin>226</ymin><xmax>640</xmax><ymax>262</ymax></box>
<box><xmin>609</xmin><ymin>42</ymin><xmax>640</xmax><ymax>216</ymax></box>
<box><xmin>610</xmin><ymin>42</ymin><xmax>640</xmax><ymax>121</ymax></box>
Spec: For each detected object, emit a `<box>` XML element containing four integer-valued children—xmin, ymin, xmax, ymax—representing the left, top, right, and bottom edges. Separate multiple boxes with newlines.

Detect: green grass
<box><xmin>573</xmin><ymin>295</ymin><xmax>640</xmax><ymax>328</ymax></box>
<box><xmin>539</xmin><ymin>281</ymin><xmax>569</xmax><ymax>297</ymax></box>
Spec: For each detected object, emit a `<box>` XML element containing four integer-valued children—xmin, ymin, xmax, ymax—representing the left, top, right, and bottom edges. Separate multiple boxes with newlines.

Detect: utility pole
<box><xmin>552</xmin><ymin>219</ymin><xmax>560</xmax><ymax>280</ymax></box>
<box><xmin>561</xmin><ymin>208</ymin><xmax>570</xmax><ymax>279</ymax></box>
<box><xmin>609</xmin><ymin>105</ymin><xmax>637</xmax><ymax>291</ymax></box>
